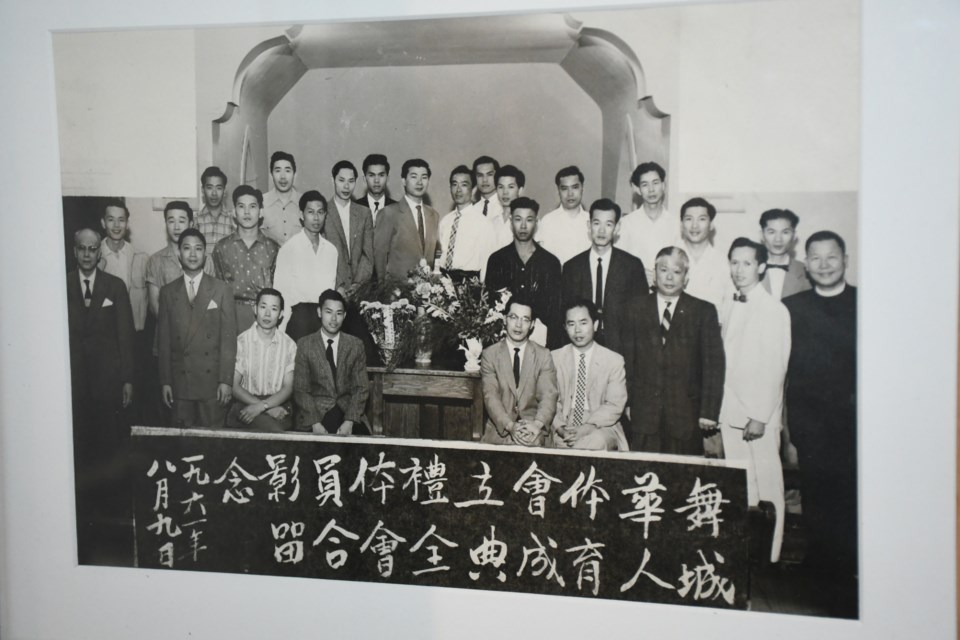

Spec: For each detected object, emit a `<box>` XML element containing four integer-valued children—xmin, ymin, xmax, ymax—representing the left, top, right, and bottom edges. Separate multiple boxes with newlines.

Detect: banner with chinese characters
<box><xmin>132</xmin><ymin>428</ymin><xmax>749</xmax><ymax>609</ymax></box>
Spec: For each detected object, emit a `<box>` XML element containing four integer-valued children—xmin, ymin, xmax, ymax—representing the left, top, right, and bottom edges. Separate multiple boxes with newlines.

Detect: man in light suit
<box><xmin>293</xmin><ymin>289</ymin><xmax>370</xmax><ymax>435</ymax></box>
<box><xmin>550</xmin><ymin>299</ymin><xmax>629</xmax><ymax>451</ymax></box>
<box><xmin>327</xmin><ymin>160</ymin><xmax>375</xmax><ymax>298</ymax></box>
<box><xmin>560</xmin><ymin>198</ymin><xmax>648</xmax><ymax>355</ymax></box>
<box><xmin>760</xmin><ymin>208</ymin><xmax>812</xmax><ymax>300</ymax></box>
<box><xmin>374</xmin><ymin>158</ymin><xmax>440</xmax><ymax>282</ymax></box>
<box><xmin>158</xmin><ymin>228</ymin><xmax>238</xmax><ymax>429</ymax></box>
<box><xmin>480</xmin><ymin>296</ymin><xmax>558</xmax><ymax>446</ymax></box>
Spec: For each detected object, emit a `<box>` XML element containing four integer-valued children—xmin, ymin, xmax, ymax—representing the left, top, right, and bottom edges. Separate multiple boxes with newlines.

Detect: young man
<box><xmin>146</xmin><ymin>201</ymin><xmax>215</xmax><ymax>323</ymax></box>
<box><xmin>293</xmin><ymin>289</ymin><xmax>370</xmax><ymax>435</ymax></box>
<box><xmin>488</xmin><ymin>164</ymin><xmax>524</xmax><ymax>250</ymax></box>
<box><xmin>98</xmin><ymin>198</ymin><xmax>148</xmax><ymax>332</ymax></box>
<box><xmin>480</xmin><ymin>296</ymin><xmax>558</xmax><ymax>446</ymax></box>
<box><xmin>484</xmin><ymin>197</ymin><xmax>562</xmax><ymax>348</ymax></box>
<box><xmin>469</xmin><ymin>155</ymin><xmax>502</xmax><ymax>220</ymax></box>
<box><xmin>536</xmin><ymin>166</ymin><xmax>591</xmax><ymax>264</ymax></box>
<box><xmin>261</xmin><ymin>151</ymin><xmax>302</xmax><ymax>246</ymax></box>
<box><xmin>560</xmin><ymin>198</ymin><xmax>647</xmax><ymax>356</ymax></box>
<box><xmin>354</xmin><ymin>153</ymin><xmax>395</xmax><ymax>225</ymax></box>
<box><xmin>273</xmin><ymin>191</ymin><xmax>339</xmax><ymax>340</ymax></box>
<box><xmin>212</xmin><ymin>185</ymin><xmax>280</xmax><ymax>332</ymax></box>
<box><xmin>549</xmin><ymin>299</ymin><xmax>629</xmax><ymax>451</ymax></box>
<box><xmin>624</xmin><ymin>246</ymin><xmax>725</xmax><ymax>453</ymax></box>
<box><xmin>195</xmin><ymin>166</ymin><xmax>236</xmax><ymax>256</ymax></box>
<box><xmin>158</xmin><ymin>228</ymin><xmax>238</xmax><ymax>429</ymax></box>
<box><xmin>373</xmin><ymin>158</ymin><xmax>440</xmax><ymax>282</ymax></box>
<box><xmin>326</xmin><ymin>160</ymin><xmax>375</xmax><ymax>298</ymax></box>
<box><xmin>437</xmin><ymin>164</ymin><xmax>495</xmax><ymax>278</ymax></box>
<box><xmin>718</xmin><ymin>237</ymin><xmax>791</xmax><ymax>563</ymax></box>
<box><xmin>760</xmin><ymin>208</ymin><xmax>812</xmax><ymax>300</ymax></box>
<box><xmin>617</xmin><ymin>162</ymin><xmax>677</xmax><ymax>284</ymax></box>
<box><xmin>677</xmin><ymin>197</ymin><xmax>730</xmax><ymax>310</ymax></box>
<box><xmin>226</xmin><ymin>288</ymin><xmax>297</xmax><ymax>433</ymax></box>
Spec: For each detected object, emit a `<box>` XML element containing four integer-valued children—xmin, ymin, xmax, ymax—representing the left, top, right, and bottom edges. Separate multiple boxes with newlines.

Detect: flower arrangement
<box><xmin>421</xmin><ymin>275</ymin><xmax>510</xmax><ymax>350</ymax></box>
<box><xmin>358</xmin><ymin>297</ymin><xmax>417</xmax><ymax>370</ymax></box>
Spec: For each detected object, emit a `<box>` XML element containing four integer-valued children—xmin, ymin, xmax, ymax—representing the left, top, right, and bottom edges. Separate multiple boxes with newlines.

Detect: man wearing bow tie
<box><xmin>760</xmin><ymin>208</ymin><xmax>812</xmax><ymax>299</ymax></box>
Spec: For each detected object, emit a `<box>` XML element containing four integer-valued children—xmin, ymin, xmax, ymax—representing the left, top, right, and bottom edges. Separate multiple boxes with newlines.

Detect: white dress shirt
<box><xmin>273</xmin><ymin>230</ymin><xmax>339</xmax><ymax>333</ymax></box>
<box><xmin>438</xmin><ymin>206</ymin><xmax>496</xmax><ymax>275</ymax></box>
<box><xmin>404</xmin><ymin>195</ymin><xmax>426</xmax><ymax>234</ymax></box>
<box><xmin>365</xmin><ymin>195</ymin><xmax>387</xmax><ymax>225</ymax></box>
<box><xmin>616</xmin><ymin>207</ymin><xmax>678</xmax><ymax>271</ymax></box>
<box><xmin>183</xmin><ymin>270</ymin><xmax>203</xmax><ymax>299</ymax></box>
<box><xmin>683</xmin><ymin>241</ymin><xmax>733</xmax><ymax>310</ymax></box>
<box><xmin>79</xmin><ymin>269</ymin><xmax>97</xmax><ymax>298</ymax></box>
<box><xmin>536</xmin><ymin>206</ymin><xmax>591</xmax><ymax>265</ymax></box>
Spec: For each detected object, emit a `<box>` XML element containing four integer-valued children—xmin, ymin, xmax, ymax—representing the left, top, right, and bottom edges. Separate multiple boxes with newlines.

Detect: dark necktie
<box><xmin>373</xmin><ymin>201</ymin><xmax>380</xmax><ymax>214</ymax></box>
<box><xmin>416</xmin><ymin>204</ymin><xmax>425</xmax><ymax>253</ymax></box>
<box><xmin>660</xmin><ymin>301</ymin><xmax>672</xmax><ymax>344</ymax></box>
<box><xmin>734</xmin><ymin>292</ymin><xmax>747</xmax><ymax>303</ymax></box>
<box><xmin>513</xmin><ymin>347</ymin><xmax>521</xmax><ymax>387</ymax></box>
<box><xmin>83</xmin><ymin>278</ymin><xmax>92</xmax><ymax>307</ymax></box>
<box><xmin>326</xmin><ymin>339</ymin><xmax>338</xmax><ymax>389</ymax></box>
<box><xmin>766</xmin><ymin>263</ymin><xmax>789</xmax><ymax>271</ymax></box>
<box><xmin>595</xmin><ymin>257</ymin><xmax>604</xmax><ymax>309</ymax></box>
<box><xmin>482</xmin><ymin>199</ymin><xmax>489</xmax><ymax>217</ymax></box>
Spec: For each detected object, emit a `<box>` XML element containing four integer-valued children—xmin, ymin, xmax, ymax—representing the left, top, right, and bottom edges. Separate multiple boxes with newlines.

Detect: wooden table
<box><xmin>367</xmin><ymin>364</ymin><xmax>483</xmax><ymax>441</ymax></box>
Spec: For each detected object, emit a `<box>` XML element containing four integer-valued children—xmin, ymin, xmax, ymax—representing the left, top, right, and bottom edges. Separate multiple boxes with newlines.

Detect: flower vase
<box><xmin>459</xmin><ymin>337</ymin><xmax>483</xmax><ymax>373</ymax></box>
<box><xmin>415</xmin><ymin>308</ymin><xmax>433</xmax><ymax>365</ymax></box>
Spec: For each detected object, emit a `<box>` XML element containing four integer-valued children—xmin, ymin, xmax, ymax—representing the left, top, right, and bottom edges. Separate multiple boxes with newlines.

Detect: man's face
<box><xmin>164</xmin><ymin>208</ymin><xmax>191</xmax><ymax>244</ymax></box>
<box><xmin>558</xmin><ymin>175</ymin><xmax>583</xmax><ymax>211</ymax></box>
<box><xmin>475</xmin><ymin>162</ymin><xmax>497</xmax><ymax>197</ymax></box>
<box><xmin>635</xmin><ymin>171</ymin><xmax>665</xmax><ymax>207</ymax></box>
<box><xmin>654</xmin><ymin>253</ymin><xmax>689</xmax><ymax>296</ymax></box>
<box><xmin>505</xmin><ymin>302</ymin><xmax>534</xmax><ymax>343</ymax></box>
<box><xmin>762</xmin><ymin>218</ymin><xmax>797</xmax><ymax>257</ymax></box>
<box><xmin>403</xmin><ymin>167</ymin><xmax>430</xmax><ymax>199</ymax></box>
<box><xmin>333</xmin><ymin>168</ymin><xmax>357</xmax><ymax>201</ymax></box>
<box><xmin>805</xmin><ymin>239</ymin><xmax>847</xmax><ymax>289</ymax></box>
<box><xmin>680</xmin><ymin>206</ymin><xmax>713</xmax><ymax>245</ymax></box>
<box><xmin>450</xmin><ymin>173</ymin><xmax>473</xmax><ymax>207</ymax></box>
<box><xmin>364</xmin><ymin>164</ymin><xmax>388</xmax><ymax>198</ymax></box>
<box><xmin>74</xmin><ymin>230</ymin><xmax>101</xmax><ymax>273</ymax></box>
<box><xmin>511</xmin><ymin>207</ymin><xmax>538</xmax><ymax>242</ymax></box>
<box><xmin>202</xmin><ymin>176</ymin><xmax>226</xmax><ymax>209</ymax></box>
<box><xmin>319</xmin><ymin>299</ymin><xmax>346</xmax><ymax>335</ymax></box>
<box><xmin>271</xmin><ymin>160</ymin><xmax>295</xmax><ymax>193</ymax></box>
<box><xmin>178</xmin><ymin>235</ymin><xmax>206</xmax><ymax>274</ymax></box>
<box><xmin>101</xmin><ymin>205</ymin><xmax>129</xmax><ymax>242</ymax></box>
<box><xmin>255</xmin><ymin>294</ymin><xmax>283</xmax><ymax>331</ymax></box>
<box><xmin>301</xmin><ymin>200</ymin><xmax>327</xmax><ymax>235</ymax></box>
<box><xmin>564</xmin><ymin>305</ymin><xmax>597</xmax><ymax>349</ymax></box>
<box><xmin>729</xmin><ymin>246</ymin><xmax>765</xmax><ymax>291</ymax></box>
<box><xmin>589</xmin><ymin>209</ymin><xmax>619</xmax><ymax>250</ymax></box>
<box><xmin>497</xmin><ymin>177</ymin><xmax>520</xmax><ymax>208</ymax></box>
<box><xmin>234</xmin><ymin>195</ymin><xmax>262</xmax><ymax>231</ymax></box>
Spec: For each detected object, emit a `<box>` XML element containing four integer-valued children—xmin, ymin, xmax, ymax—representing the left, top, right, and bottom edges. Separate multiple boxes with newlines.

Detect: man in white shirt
<box><xmin>261</xmin><ymin>151</ymin><xmax>302</xmax><ymax>246</ymax></box>
<box><xmin>353</xmin><ymin>153</ymin><xmax>395</xmax><ymax>226</ymax></box>
<box><xmin>98</xmin><ymin>199</ymin><xmax>148</xmax><ymax>332</ymax></box>
<box><xmin>470</xmin><ymin>155</ymin><xmax>502</xmax><ymax>220</ymax></box>
<box><xmin>489</xmin><ymin>164</ymin><xmax>525</xmax><ymax>250</ymax></box>
<box><xmin>616</xmin><ymin>161</ymin><xmax>676</xmax><ymax>284</ymax></box>
<box><xmin>678</xmin><ymin>197</ymin><xmax>731</xmax><ymax>310</ymax></box>
<box><xmin>438</xmin><ymin>164</ymin><xmax>495</xmax><ymax>278</ymax></box>
<box><xmin>536</xmin><ymin>166</ymin><xmax>591</xmax><ymax>264</ymax></box>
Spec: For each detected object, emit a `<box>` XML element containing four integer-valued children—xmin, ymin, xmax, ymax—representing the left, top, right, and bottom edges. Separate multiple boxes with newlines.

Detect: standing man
<box><xmin>438</xmin><ymin>164</ymin><xmax>495</xmax><ymax>278</ymax></box>
<box><xmin>261</xmin><ymin>151</ymin><xmax>302</xmax><ymax>246</ymax></box>
<box><xmin>485</xmin><ymin>197</ymin><xmax>562</xmax><ymax>348</ymax></box>
<box><xmin>470</xmin><ymin>155</ymin><xmax>502</xmax><ymax>220</ymax></box>
<box><xmin>374</xmin><ymin>158</ymin><xmax>440</xmax><ymax>282</ymax></box>
<box><xmin>560</xmin><ymin>198</ymin><xmax>647</xmax><ymax>355</ymax></box>
<box><xmin>550</xmin><ymin>299</ymin><xmax>629</xmax><ymax>451</ymax></box>
<box><xmin>760</xmin><ymin>208</ymin><xmax>812</xmax><ymax>300</ymax></box>
<box><xmin>617</xmin><ymin>162</ymin><xmax>676</xmax><ymax>284</ymax></box>
<box><xmin>536</xmin><ymin>166</ymin><xmax>591</xmax><ymax>264</ymax></box>
<box><xmin>783</xmin><ymin>231</ymin><xmax>857</xmax><ymax>595</ymax></box>
<box><xmin>212</xmin><ymin>185</ymin><xmax>280</xmax><ymax>332</ymax></box>
<box><xmin>480</xmin><ymin>296</ymin><xmax>558</xmax><ymax>446</ymax></box>
<box><xmin>195</xmin><ymin>166</ymin><xmax>236</xmax><ymax>256</ymax></box>
<box><xmin>354</xmin><ymin>153</ymin><xmax>395</xmax><ymax>226</ymax></box>
<box><xmin>99</xmin><ymin>198</ymin><xmax>148</xmax><ymax>332</ymax></box>
<box><xmin>677</xmin><ymin>197</ymin><xmax>730</xmax><ymax>310</ymax></box>
<box><xmin>718</xmin><ymin>237</ymin><xmax>791</xmax><ymax>563</ymax></box>
<box><xmin>326</xmin><ymin>160</ymin><xmax>375</xmax><ymax>297</ymax></box>
<box><xmin>488</xmin><ymin>164</ymin><xmax>525</xmax><ymax>251</ymax></box>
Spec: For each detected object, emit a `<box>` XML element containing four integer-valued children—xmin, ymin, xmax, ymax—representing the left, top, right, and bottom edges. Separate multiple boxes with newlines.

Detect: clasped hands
<box><xmin>508</xmin><ymin>419</ymin><xmax>544</xmax><ymax>446</ymax></box>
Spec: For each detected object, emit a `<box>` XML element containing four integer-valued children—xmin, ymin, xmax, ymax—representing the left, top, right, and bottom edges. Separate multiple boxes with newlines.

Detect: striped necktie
<box><xmin>571</xmin><ymin>352</ymin><xmax>587</xmax><ymax>426</ymax></box>
<box><xmin>445</xmin><ymin>209</ymin><xmax>462</xmax><ymax>269</ymax></box>
<box><xmin>660</xmin><ymin>301</ymin><xmax>672</xmax><ymax>344</ymax></box>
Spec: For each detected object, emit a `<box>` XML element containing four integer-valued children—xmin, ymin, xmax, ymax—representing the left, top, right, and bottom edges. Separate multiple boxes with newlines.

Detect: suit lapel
<box><xmin>349</xmin><ymin>204</ymin><xmax>365</xmax><ymax>258</ymax></box>
<box><xmin>83</xmin><ymin>271</ymin><xmax>109</xmax><ymax>330</ymax></box>
<box><xmin>326</xmin><ymin>205</ymin><xmax>349</xmax><ymax>254</ymax></box>
<box><xmin>186</xmin><ymin>276</ymin><xmax>214</xmax><ymax>344</ymax></box>
<box><xmin>517</xmin><ymin>343</ymin><xmax>536</xmax><ymax>400</ymax></box>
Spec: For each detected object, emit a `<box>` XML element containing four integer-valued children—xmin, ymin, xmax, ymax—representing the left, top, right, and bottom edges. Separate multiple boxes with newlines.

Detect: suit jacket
<box><xmin>560</xmin><ymin>247</ymin><xmax>648</xmax><ymax>356</ymax></box>
<box><xmin>550</xmin><ymin>344</ymin><xmax>629</xmax><ymax>450</ymax></box>
<box><xmin>480</xmin><ymin>339</ymin><xmax>558</xmax><ymax>445</ymax></box>
<box><xmin>625</xmin><ymin>292</ymin><xmax>725</xmax><ymax>441</ymax></box>
<box><xmin>158</xmin><ymin>274</ymin><xmax>237</xmax><ymax>400</ymax></box>
<box><xmin>353</xmin><ymin>195</ymin><xmax>396</xmax><ymax>210</ymax></box>
<box><xmin>373</xmin><ymin>198</ymin><xmax>440</xmax><ymax>281</ymax></box>
<box><xmin>325</xmin><ymin>201</ymin><xmax>375</xmax><ymax>291</ymax></box>
<box><xmin>761</xmin><ymin>259</ymin><xmax>811</xmax><ymax>299</ymax></box>
<box><xmin>293</xmin><ymin>331</ymin><xmax>369</xmax><ymax>428</ymax></box>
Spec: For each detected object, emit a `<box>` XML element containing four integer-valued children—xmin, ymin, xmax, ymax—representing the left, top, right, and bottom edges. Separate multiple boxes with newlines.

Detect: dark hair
<box><xmin>589</xmin><ymin>198</ymin><xmax>621</xmax><ymax>223</ymax></box>
<box><xmin>299</xmin><ymin>190</ymin><xmax>327</xmax><ymax>212</ymax></box>
<box><xmin>318</xmin><ymin>288</ymin><xmax>347</xmax><ymax>309</ymax></box>
<box><xmin>496</xmin><ymin>165</ymin><xmax>525</xmax><ymax>189</ymax></box>
<box><xmin>332</xmin><ymin>160</ymin><xmax>358</xmax><ymax>179</ymax></box>
<box><xmin>805</xmin><ymin>230</ymin><xmax>846</xmax><ymax>254</ymax></box>
<box><xmin>760</xmin><ymin>208</ymin><xmax>800</xmax><ymax>229</ymax></box>
<box><xmin>177</xmin><ymin>227</ymin><xmax>206</xmax><ymax>250</ymax></box>
<box><xmin>472</xmin><ymin>156</ymin><xmax>500</xmax><ymax>174</ymax></box>
<box><xmin>506</xmin><ymin>295</ymin><xmax>537</xmax><ymax>323</ymax></box>
<box><xmin>555</xmin><ymin>165</ymin><xmax>584</xmax><ymax>187</ymax></box>
<box><xmin>563</xmin><ymin>298</ymin><xmax>599</xmax><ymax>323</ymax></box>
<box><xmin>102</xmin><ymin>197</ymin><xmax>129</xmax><ymax>219</ymax></box>
<box><xmin>629</xmin><ymin>161</ymin><xmax>666</xmax><ymax>186</ymax></box>
<box><xmin>728</xmin><ymin>237</ymin><xmax>768</xmax><ymax>264</ymax></box>
<box><xmin>362</xmin><ymin>154</ymin><xmax>390</xmax><ymax>174</ymax></box>
<box><xmin>270</xmin><ymin>151</ymin><xmax>297</xmax><ymax>173</ymax></box>
<box><xmin>509</xmin><ymin>197</ymin><xmax>540</xmax><ymax>215</ymax></box>
<box><xmin>200</xmin><ymin>166</ymin><xmax>227</xmax><ymax>186</ymax></box>
<box><xmin>449</xmin><ymin>164</ymin><xmax>475</xmax><ymax>186</ymax></box>
<box><xmin>680</xmin><ymin>197</ymin><xmax>717</xmax><ymax>221</ymax></box>
<box><xmin>256</xmin><ymin>287</ymin><xmax>285</xmax><ymax>312</ymax></box>
<box><xmin>401</xmin><ymin>158</ymin><xmax>431</xmax><ymax>179</ymax></box>
<box><xmin>164</xmin><ymin>200</ymin><xmax>194</xmax><ymax>222</ymax></box>
<box><xmin>232</xmin><ymin>184</ymin><xmax>263</xmax><ymax>208</ymax></box>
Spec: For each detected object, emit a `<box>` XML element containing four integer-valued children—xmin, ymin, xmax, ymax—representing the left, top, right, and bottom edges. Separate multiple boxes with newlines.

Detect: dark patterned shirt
<box><xmin>485</xmin><ymin>242</ymin><xmax>562</xmax><ymax>348</ymax></box>
<box><xmin>212</xmin><ymin>231</ymin><xmax>280</xmax><ymax>302</ymax></box>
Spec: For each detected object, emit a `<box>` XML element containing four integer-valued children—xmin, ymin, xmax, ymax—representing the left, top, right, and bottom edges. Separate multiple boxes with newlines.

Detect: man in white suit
<box><xmin>549</xmin><ymin>299</ymin><xmax>628</xmax><ymax>451</ymax></box>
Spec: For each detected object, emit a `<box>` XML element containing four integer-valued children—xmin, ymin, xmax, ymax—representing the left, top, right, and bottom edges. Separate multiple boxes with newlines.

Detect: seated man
<box><xmin>293</xmin><ymin>289</ymin><xmax>370</xmax><ymax>435</ymax></box>
<box><xmin>226</xmin><ymin>288</ymin><xmax>297</xmax><ymax>432</ymax></box>
<box><xmin>480</xmin><ymin>296</ymin><xmax>558</xmax><ymax>446</ymax></box>
<box><xmin>550</xmin><ymin>299</ymin><xmax>628</xmax><ymax>451</ymax></box>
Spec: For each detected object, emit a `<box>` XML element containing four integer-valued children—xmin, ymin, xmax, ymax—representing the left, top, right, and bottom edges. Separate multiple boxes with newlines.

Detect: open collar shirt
<box><xmin>235</xmin><ymin>324</ymin><xmax>297</xmax><ymax>396</ymax></box>
<box><xmin>212</xmin><ymin>231</ymin><xmax>280</xmax><ymax>302</ymax></box>
<box><xmin>262</xmin><ymin>187</ymin><xmax>302</xmax><ymax>246</ymax></box>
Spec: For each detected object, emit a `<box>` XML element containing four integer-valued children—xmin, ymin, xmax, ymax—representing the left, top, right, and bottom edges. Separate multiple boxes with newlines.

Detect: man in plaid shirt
<box><xmin>195</xmin><ymin>166</ymin><xmax>236</xmax><ymax>257</ymax></box>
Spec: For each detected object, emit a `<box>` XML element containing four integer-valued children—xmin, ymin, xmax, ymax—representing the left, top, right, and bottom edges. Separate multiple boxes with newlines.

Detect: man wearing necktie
<box><xmin>354</xmin><ymin>154</ymin><xmax>396</xmax><ymax>226</ymax></box>
<box><xmin>327</xmin><ymin>160</ymin><xmax>375</xmax><ymax>300</ymax></box>
<box><xmin>470</xmin><ymin>155</ymin><xmax>502</xmax><ymax>222</ymax></box>
<box><xmin>373</xmin><ymin>158</ymin><xmax>440</xmax><ymax>283</ymax></box>
<box><xmin>438</xmin><ymin>165</ymin><xmax>495</xmax><ymax>279</ymax></box>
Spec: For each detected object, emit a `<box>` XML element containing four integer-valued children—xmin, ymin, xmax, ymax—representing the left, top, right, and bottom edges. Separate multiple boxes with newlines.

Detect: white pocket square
<box><xmin>207</xmin><ymin>300</ymin><xmax>218</xmax><ymax>310</ymax></box>
<box><xmin>102</xmin><ymin>298</ymin><xmax>113</xmax><ymax>307</ymax></box>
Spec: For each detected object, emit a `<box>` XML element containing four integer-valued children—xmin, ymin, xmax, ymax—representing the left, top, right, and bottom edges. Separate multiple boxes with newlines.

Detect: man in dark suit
<box><xmin>158</xmin><ymin>228</ymin><xmax>238</xmax><ymax>429</ymax></box>
<box><xmin>624</xmin><ymin>246</ymin><xmax>725</xmax><ymax>453</ymax></box>
<box><xmin>293</xmin><ymin>289</ymin><xmax>370</xmax><ymax>435</ymax></box>
<box><xmin>354</xmin><ymin>153</ymin><xmax>396</xmax><ymax>226</ymax></box>
<box><xmin>374</xmin><ymin>158</ymin><xmax>440</xmax><ymax>283</ymax></box>
<box><xmin>560</xmin><ymin>198</ymin><xmax>648</xmax><ymax>356</ymax></box>
<box><xmin>327</xmin><ymin>160</ymin><xmax>375</xmax><ymax>298</ymax></box>
<box><xmin>760</xmin><ymin>208</ymin><xmax>812</xmax><ymax>300</ymax></box>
